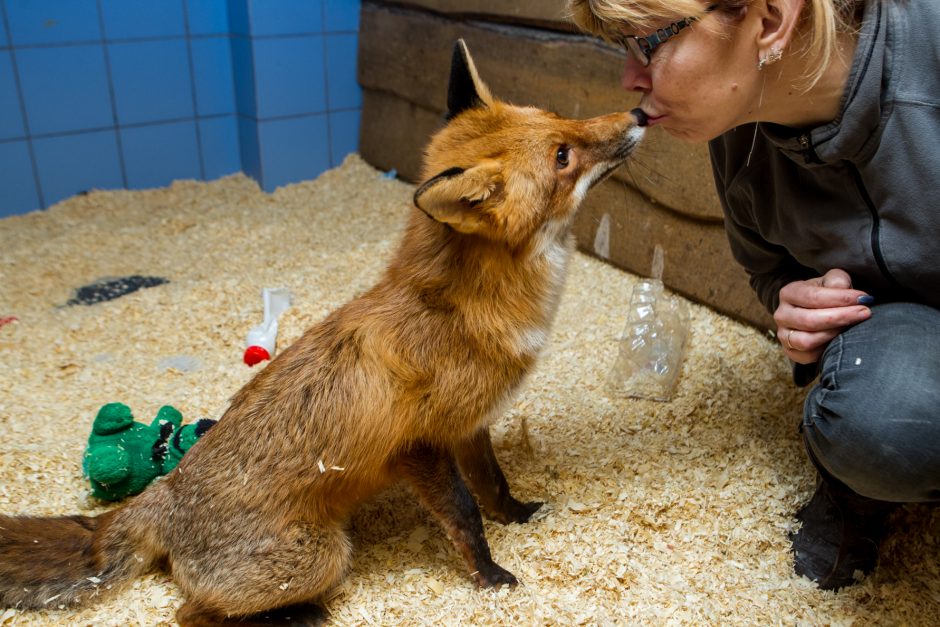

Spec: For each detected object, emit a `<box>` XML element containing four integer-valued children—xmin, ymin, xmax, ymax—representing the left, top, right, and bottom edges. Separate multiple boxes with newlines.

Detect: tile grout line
<box><xmin>321</xmin><ymin>0</ymin><xmax>334</xmax><ymax>168</ymax></box>
<box><xmin>0</xmin><ymin>112</ymin><xmax>241</xmax><ymax>145</ymax></box>
<box><xmin>96</xmin><ymin>0</ymin><xmax>128</xmax><ymax>189</ymax></box>
<box><xmin>182</xmin><ymin>0</ymin><xmax>207</xmax><ymax>181</ymax></box>
<box><xmin>239</xmin><ymin>0</ymin><xmax>263</xmax><ymax>187</ymax></box>
<box><xmin>1</xmin><ymin>0</ymin><xmax>44</xmax><ymax>209</ymax></box>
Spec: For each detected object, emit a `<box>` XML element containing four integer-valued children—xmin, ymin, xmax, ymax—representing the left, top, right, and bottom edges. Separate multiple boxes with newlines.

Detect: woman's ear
<box><xmin>755</xmin><ymin>0</ymin><xmax>805</xmax><ymax>64</ymax></box>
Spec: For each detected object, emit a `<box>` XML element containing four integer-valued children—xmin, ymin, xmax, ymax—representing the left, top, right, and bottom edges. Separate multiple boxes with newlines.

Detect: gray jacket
<box><xmin>709</xmin><ymin>0</ymin><xmax>940</xmax><ymax>315</ymax></box>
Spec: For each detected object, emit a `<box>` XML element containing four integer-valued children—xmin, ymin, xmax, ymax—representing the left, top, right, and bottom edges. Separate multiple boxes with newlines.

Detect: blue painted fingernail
<box><xmin>857</xmin><ymin>295</ymin><xmax>875</xmax><ymax>305</ymax></box>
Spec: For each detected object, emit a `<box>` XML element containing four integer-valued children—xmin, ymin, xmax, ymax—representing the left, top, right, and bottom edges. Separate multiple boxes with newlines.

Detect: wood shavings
<box><xmin>1</xmin><ymin>155</ymin><xmax>938</xmax><ymax>626</ymax></box>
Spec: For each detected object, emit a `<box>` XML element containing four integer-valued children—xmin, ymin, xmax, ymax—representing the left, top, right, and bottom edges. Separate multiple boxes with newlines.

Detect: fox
<box><xmin>0</xmin><ymin>40</ymin><xmax>643</xmax><ymax>625</ymax></box>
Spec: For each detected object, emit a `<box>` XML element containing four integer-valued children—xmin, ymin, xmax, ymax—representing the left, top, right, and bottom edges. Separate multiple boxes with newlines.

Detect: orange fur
<box><xmin>0</xmin><ymin>40</ymin><xmax>642</xmax><ymax>625</ymax></box>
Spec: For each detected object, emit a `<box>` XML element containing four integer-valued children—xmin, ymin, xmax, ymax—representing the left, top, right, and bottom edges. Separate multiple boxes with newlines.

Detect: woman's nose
<box><xmin>621</xmin><ymin>56</ymin><xmax>652</xmax><ymax>92</ymax></box>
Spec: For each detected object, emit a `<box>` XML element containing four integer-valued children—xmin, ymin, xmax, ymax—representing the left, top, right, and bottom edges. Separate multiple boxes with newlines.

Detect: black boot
<box><xmin>790</xmin><ymin>473</ymin><xmax>898</xmax><ymax>590</ymax></box>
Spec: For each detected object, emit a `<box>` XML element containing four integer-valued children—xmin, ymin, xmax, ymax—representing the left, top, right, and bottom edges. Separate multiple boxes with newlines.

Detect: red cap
<box><xmin>243</xmin><ymin>345</ymin><xmax>271</xmax><ymax>366</ymax></box>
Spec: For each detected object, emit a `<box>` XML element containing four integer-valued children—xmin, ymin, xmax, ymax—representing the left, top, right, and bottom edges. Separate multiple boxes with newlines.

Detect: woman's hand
<box><xmin>774</xmin><ymin>269</ymin><xmax>873</xmax><ymax>364</ymax></box>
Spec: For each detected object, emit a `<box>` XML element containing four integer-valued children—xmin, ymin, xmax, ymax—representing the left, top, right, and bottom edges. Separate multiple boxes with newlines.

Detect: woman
<box><xmin>568</xmin><ymin>0</ymin><xmax>939</xmax><ymax>590</ymax></box>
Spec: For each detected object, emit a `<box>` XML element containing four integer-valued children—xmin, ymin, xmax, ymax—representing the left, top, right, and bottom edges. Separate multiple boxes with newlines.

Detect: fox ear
<box><xmin>446</xmin><ymin>39</ymin><xmax>493</xmax><ymax>120</ymax></box>
<box><xmin>414</xmin><ymin>161</ymin><xmax>502</xmax><ymax>234</ymax></box>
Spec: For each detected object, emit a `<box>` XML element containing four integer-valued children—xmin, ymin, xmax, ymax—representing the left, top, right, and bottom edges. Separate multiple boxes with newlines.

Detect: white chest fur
<box><xmin>510</xmin><ymin>223</ymin><xmax>574</xmax><ymax>358</ymax></box>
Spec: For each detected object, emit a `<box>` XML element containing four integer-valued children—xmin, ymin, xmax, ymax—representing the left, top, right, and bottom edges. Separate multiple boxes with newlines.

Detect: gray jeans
<box><xmin>801</xmin><ymin>302</ymin><xmax>940</xmax><ymax>503</ymax></box>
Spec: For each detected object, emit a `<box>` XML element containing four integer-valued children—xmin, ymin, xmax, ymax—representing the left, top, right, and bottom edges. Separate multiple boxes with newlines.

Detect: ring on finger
<box><xmin>786</xmin><ymin>329</ymin><xmax>795</xmax><ymax>350</ymax></box>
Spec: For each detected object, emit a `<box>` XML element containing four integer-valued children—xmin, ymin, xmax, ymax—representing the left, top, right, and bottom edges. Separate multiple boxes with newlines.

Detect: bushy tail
<box><xmin>0</xmin><ymin>507</ymin><xmax>158</xmax><ymax>610</ymax></box>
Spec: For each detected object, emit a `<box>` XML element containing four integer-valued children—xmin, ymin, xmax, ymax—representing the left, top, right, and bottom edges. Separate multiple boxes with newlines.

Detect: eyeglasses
<box><xmin>616</xmin><ymin>4</ymin><xmax>717</xmax><ymax>67</ymax></box>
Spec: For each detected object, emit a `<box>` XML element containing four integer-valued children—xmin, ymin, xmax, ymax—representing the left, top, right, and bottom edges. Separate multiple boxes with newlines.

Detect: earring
<box><xmin>758</xmin><ymin>46</ymin><xmax>783</xmax><ymax>71</ymax></box>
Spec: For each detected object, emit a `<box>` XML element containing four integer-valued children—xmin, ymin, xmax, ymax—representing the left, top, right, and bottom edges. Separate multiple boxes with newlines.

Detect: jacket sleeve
<box><xmin>723</xmin><ymin>212</ymin><xmax>817</xmax><ymax>315</ymax></box>
<box><xmin>709</xmin><ymin>134</ymin><xmax>816</xmax><ymax>315</ymax></box>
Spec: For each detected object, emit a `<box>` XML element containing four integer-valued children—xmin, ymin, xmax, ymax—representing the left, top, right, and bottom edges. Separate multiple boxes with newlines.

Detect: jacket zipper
<box><xmin>847</xmin><ymin>163</ymin><xmax>900</xmax><ymax>290</ymax></box>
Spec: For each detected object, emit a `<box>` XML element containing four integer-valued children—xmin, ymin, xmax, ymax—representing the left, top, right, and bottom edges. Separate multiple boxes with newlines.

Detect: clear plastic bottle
<box><xmin>607</xmin><ymin>246</ymin><xmax>690</xmax><ymax>401</ymax></box>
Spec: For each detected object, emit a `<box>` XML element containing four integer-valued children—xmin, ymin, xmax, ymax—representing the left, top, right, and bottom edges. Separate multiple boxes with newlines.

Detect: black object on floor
<box><xmin>67</xmin><ymin>275</ymin><xmax>169</xmax><ymax>306</ymax></box>
<box><xmin>790</xmin><ymin>474</ymin><xmax>897</xmax><ymax>590</ymax></box>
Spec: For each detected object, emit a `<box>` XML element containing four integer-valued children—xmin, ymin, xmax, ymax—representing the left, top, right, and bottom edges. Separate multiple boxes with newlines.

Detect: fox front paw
<box><xmin>472</xmin><ymin>562</ymin><xmax>518</xmax><ymax>588</ymax></box>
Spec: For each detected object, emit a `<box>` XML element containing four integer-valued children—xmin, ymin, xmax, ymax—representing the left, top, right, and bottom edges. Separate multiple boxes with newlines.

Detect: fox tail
<box><xmin>0</xmin><ymin>505</ymin><xmax>160</xmax><ymax>610</ymax></box>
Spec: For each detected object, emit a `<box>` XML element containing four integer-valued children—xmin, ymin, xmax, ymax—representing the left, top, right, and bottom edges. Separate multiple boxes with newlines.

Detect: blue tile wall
<box><xmin>329</xmin><ymin>108</ymin><xmax>360</xmax><ymax>167</ymax></box>
<box><xmin>247</xmin><ymin>0</ymin><xmax>322</xmax><ymax>37</ymax></box>
<box><xmin>0</xmin><ymin>0</ymin><xmax>362</xmax><ymax>215</ymax></box>
<box><xmin>225</xmin><ymin>0</ymin><xmax>250</xmax><ymax>36</ymax></box>
<box><xmin>199</xmin><ymin>115</ymin><xmax>240</xmax><ymax>179</ymax></box>
<box><xmin>257</xmin><ymin>115</ymin><xmax>331</xmax><ymax>191</ymax></box>
<box><xmin>0</xmin><ymin>51</ymin><xmax>25</xmax><ymax>140</ymax></box>
<box><xmin>325</xmin><ymin>33</ymin><xmax>360</xmax><ymax>110</ymax></box>
<box><xmin>252</xmin><ymin>36</ymin><xmax>326</xmax><ymax>119</ymax></box>
<box><xmin>187</xmin><ymin>0</ymin><xmax>229</xmax><ymax>36</ymax></box>
<box><xmin>32</xmin><ymin>130</ymin><xmax>123</xmax><ymax>207</ymax></box>
<box><xmin>0</xmin><ymin>140</ymin><xmax>39</xmax><ymax>217</ymax></box>
<box><xmin>191</xmin><ymin>38</ymin><xmax>236</xmax><ymax>116</ymax></box>
<box><xmin>99</xmin><ymin>0</ymin><xmax>186</xmax><ymax>40</ymax></box>
<box><xmin>109</xmin><ymin>40</ymin><xmax>194</xmax><ymax>125</ymax></box>
<box><xmin>122</xmin><ymin>121</ymin><xmax>202</xmax><ymax>189</ymax></box>
<box><xmin>17</xmin><ymin>45</ymin><xmax>113</xmax><ymax>135</ymax></box>
<box><xmin>6</xmin><ymin>0</ymin><xmax>101</xmax><ymax>45</ymax></box>
<box><xmin>230</xmin><ymin>35</ymin><xmax>257</xmax><ymax>118</ymax></box>
<box><xmin>236</xmin><ymin>115</ymin><xmax>261</xmax><ymax>182</ymax></box>
<box><xmin>324</xmin><ymin>0</ymin><xmax>360</xmax><ymax>32</ymax></box>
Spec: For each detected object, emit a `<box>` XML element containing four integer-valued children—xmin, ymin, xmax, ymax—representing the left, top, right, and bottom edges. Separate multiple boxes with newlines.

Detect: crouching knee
<box><xmin>803</xmin><ymin>392</ymin><xmax>940</xmax><ymax>503</ymax></box>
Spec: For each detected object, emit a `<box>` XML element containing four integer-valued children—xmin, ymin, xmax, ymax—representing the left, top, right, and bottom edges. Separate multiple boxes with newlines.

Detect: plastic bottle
<box><xmin>607</xmin><ymin>245</ymin><xmax>690</xmax><ymax>401</ymax></box>
<box><xmin>243</xmin><ymin>287</ymin><xmax>293</xmax><ymax>366</ymax></box>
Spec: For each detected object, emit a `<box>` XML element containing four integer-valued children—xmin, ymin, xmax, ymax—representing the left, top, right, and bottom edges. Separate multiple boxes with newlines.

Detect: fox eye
<box><xmin>555</xmin><ymin>145</ymin><xmax>571</xmax><ymax>169</ymax></box>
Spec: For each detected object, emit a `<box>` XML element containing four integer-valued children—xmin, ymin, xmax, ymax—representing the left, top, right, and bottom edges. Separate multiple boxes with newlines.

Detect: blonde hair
<box><xmin>567</xmin><ymin>0</ymin><xmax>864</xmax><ymax>87</ymax></box>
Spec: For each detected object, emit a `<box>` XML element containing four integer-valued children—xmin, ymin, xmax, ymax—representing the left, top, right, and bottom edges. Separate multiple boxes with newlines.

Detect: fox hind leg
<box><xmin>397</xmin><ymin>443</ymin><xmax>517</xmax><ymax>587</ymax></box>
<box><xmin>455</xmin><ymin>426</ymin><xmax>542</xmax><ymax>524</ymax></box>
<box><xmin>172</xmin><ymin>522</ymin><xmax>349</xmax><ymax>626</ymax></box>
<box><xmin>176</xmin><ymin>600</ymin><xmax>327</xmax><ymax>626</ymax></box>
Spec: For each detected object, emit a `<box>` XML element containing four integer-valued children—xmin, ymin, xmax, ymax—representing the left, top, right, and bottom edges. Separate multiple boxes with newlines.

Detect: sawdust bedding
<box><xmin>0</xmin><ymin>155</ymin><xmax>937</xmax><ymax>626</ymax></box>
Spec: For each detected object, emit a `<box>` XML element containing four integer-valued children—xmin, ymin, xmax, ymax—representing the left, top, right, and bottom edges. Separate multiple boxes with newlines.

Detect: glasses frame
<box><xmin>616</xmin><ymin>4</ymin><xmax>717</xmax><ymax>67</ymax></box>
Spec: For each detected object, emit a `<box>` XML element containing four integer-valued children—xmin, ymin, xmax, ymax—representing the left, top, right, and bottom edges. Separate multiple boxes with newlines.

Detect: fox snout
<box><xmin>566</xmin><ymin>112</ymin><xmax>644</xmax><ymax>204</ymax></box>
<box><xmin>581</xmin><ymin>110</ymin><xmax>645</xmax><ymax>163</ymax></box>
<box><xmin>618</xmin><ymin>119</ymin><xmax>646</xmax><ymax>159</ymax></box>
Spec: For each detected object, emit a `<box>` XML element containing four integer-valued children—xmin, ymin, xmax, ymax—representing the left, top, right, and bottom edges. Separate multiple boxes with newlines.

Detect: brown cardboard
<box><xmin>386</xmin><ymin>0</ymin><xmax>575</xmax><ymax>30</ymax></box>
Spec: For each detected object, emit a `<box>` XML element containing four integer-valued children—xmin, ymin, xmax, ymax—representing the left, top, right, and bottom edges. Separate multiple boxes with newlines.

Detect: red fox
<box><xmin>0</xmin><ymin>40</ymin><xmax>643</xmax><ymax>625</ymax></box>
